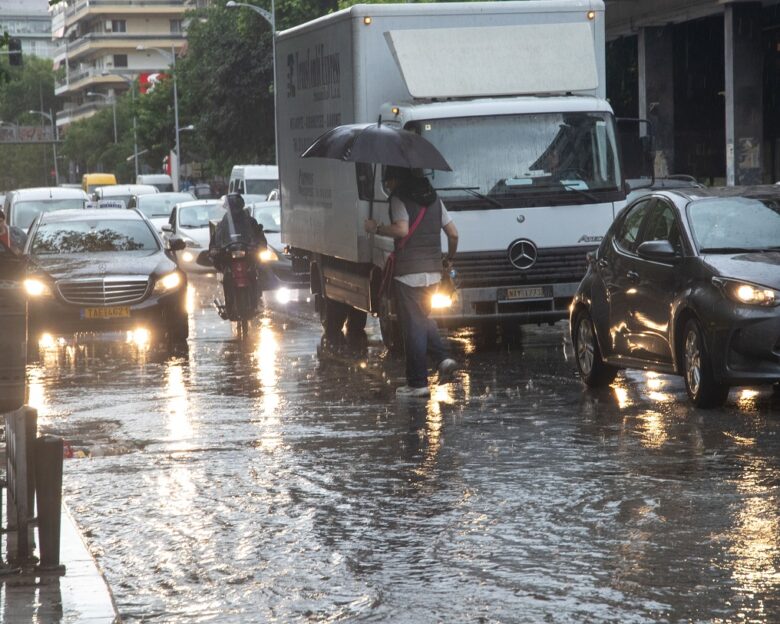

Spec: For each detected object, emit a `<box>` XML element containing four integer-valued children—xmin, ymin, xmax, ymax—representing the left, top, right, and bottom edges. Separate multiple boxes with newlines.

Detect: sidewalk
<box><xmin>0</xmin><ymin>503</ymin><xmax>120</xmax><ymax>623</ymax></box>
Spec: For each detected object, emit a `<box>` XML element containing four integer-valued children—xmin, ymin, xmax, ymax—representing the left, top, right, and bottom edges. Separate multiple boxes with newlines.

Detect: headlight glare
<box><xmin>714</xmin><ymin>277</ymin><xmax>779</xmax><ymax>306</ymax></box>
<box><xmin>431</xmin><ymin>292</ymin><xmax>453</xmax><ymax>309</ymax></box>
<box><xmin>259</xmin><ymin>248</ymin><xmax>278</xmax><ymax>263</ymax></box>
<box><xmin>24</xmin><ymin>278</ymin><xmax>52</xmax><ymax>298</ymax></box>
<box><xmin>153</xmin><ymin>271</ymin><xmax>182</xmax><ymax>294</ymax></box>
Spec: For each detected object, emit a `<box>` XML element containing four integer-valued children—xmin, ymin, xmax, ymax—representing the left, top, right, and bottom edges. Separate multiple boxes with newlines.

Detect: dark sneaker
<box><xmin>437</xmin><ymin>358</ymin><xmax>458</xmax><ymax>380</ymax></box>
<box><xmin>396</xmin><ymin>385</ymin><xmax>431</xmax><ymax>398</ymax></box>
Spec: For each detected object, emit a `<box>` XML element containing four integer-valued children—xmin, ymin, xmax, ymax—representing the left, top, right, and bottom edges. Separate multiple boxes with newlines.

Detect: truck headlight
<box><xmin>431</xmin><ymin>292</ymin><xmax>453</xmax><ymax>309</ymax></box>
<box><xmin>153</xmin><ymin>271</ymin><xmax>183</xmax><ymax>294</ymax></box>
<box><xmin>713</xmin><ymin>277</ymin><xmax>780</xmax><ymax>306</ymax></box>
<box><xmin>259</xmin><ymin>248</ymin><xmax>278</xmax><ymax>263</ymax></box>
<box><xmin>24</xmin><ymin>278</ymin><xmax>53</xmax><ymax>298</ymax></box>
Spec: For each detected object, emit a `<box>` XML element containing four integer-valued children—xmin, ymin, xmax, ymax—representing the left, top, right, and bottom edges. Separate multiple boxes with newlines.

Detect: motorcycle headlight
<box><xmin>231</xmin><ymin>249</ymin><xmax>246</xmax><ymax>259</ymax></box>
<box><xmin>258</xmin><ymin>248</ymin><xmax>278</xmax><ymax>263</ymax></box>
<box><xmin>24</xmin><ymin>278</ymin><xmax>53</xmax><ymax>298</ymax></box>
<box><xmin>153</xmin><ymin>271</ymin><xmax>183</xmax><ymax>295</ymax></box>
<box><xmin>713</xmin><ymin>277</ymin><xmax>780</xmax><ymax>307</ymax></box>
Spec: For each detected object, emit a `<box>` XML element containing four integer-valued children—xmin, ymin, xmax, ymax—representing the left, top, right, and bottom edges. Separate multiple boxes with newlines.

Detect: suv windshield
<box><xmin>14</xmin><ymin>199</ymin><xmax>85</xmax><ymax>229</ymax></box>
<box><xmin>409</xmin><ymin>112</ymin><xmax>621</xmax><ymax>207</ymax></box>
<box><xmin>688</xmin><ymin>197</ymin><xmax>780</xmax><ymax>253</ymax></box>
<box><xmin>31</xmin><ymin>219</ymin><xmax>159</xmax><ymax>254</ymax></box>
<box><xmin>136</xmin><ymin>193</ymin><xmax>196</xmax><ymax>218</ymax></box>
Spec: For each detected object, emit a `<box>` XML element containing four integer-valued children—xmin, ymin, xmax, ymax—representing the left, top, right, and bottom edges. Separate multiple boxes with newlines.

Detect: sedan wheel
<box><xmin>573</xmin><ymin>309</ymin><xmax>616</xmax><ymax>387</ymax></box>
<box><xmin>682</xmin><ymin>319</ymin><xmax>729</xmax><ymax>408</ymax></box>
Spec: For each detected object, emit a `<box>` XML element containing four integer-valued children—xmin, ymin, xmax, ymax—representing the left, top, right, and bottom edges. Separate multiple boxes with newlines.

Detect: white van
<box><xmin>228</xmin><ymin>165</ymin><xmax>278</xmax><ymax>203</ymax></box>
<box><xmin>136</xmin><ymin>174</ymin><xmax>174</xmax><ymax>192</ymax></box>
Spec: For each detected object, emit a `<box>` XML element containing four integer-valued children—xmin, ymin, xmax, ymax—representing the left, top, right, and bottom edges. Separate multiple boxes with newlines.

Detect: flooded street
<box><xmin>26</xmin><ymin>276</ymin><xmax>780</xmax><ymax>623</ymax></box>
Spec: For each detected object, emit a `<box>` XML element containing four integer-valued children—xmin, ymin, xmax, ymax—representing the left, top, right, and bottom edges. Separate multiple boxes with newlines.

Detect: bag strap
<box><xmin>395</xmin><ymin>205</ymin><xmax>428</xmax><ymax>252</ymax></box>
<box><xmin>378</xmin><ymin>204</ymin><xmax>429</xmax><ymax>300</ymax></box>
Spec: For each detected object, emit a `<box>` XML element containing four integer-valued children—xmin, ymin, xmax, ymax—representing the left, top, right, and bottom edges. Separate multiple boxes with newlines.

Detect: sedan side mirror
<box><xmin>637</xmin><ymin>240</ymin><xmax>680</xmax><ymax>263</ymax></box>
<box><xmin>161</xmin><ymin>223</ymin><xmax>173</xmax><ymax>233</ymax></box>
<box><xmin>169</xmin><ymin>238</ymin><xmax>186</xmax><ymax>252</ymax></box>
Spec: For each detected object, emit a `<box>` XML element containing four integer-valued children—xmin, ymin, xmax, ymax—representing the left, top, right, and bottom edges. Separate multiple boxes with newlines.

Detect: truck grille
<box><xmin>454</xmin><ymin>246</ymin><xmax>595</xmax><ymax>289</ymax></box>
<box><xmin>57</xmin><ymin>278</ymin><xmax>149</xmax><ymax>306</ymax></box>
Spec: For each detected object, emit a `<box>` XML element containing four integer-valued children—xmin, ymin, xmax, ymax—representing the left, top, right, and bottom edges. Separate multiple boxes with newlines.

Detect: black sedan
<box><xmin>570</xmin><ymin>186</ymin><xmax>780</xmax><ymax>407</ymax></box>
<box><xmin>23</xmin><ymin>209</ymin><xmax>189</xmax><ymax>342</ymax></box>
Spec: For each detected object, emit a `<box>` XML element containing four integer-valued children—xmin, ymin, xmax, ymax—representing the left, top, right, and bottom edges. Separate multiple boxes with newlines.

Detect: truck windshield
<box><xmin>410</xmin><ymin>112</ymin><xmax>621</xmax><ymax>207</ymax></box>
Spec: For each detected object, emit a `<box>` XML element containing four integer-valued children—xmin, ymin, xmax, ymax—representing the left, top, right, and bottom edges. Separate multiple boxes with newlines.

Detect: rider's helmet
<box><xmin>226</xmin><ymin>192</ymin><xmax>245</xmax><ymax>212</ymax></box>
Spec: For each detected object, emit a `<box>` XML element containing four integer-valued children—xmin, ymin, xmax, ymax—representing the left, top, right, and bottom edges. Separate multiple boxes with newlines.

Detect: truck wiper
<box><xmin>435</xmin><ymin>186</ymin><xmax>504</xmax><ymax>208</ymax></box>
<box><xmin>559</xmin><ymin>183</ymin><xmax>600</xmax><ymax>202</ymax></box>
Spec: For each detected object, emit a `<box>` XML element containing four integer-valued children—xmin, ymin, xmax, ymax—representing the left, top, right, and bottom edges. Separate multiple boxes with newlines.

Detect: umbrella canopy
<box><xmin>301</xmin><ymin>123</ymin><xmax>452</xmax><ymax>171</ymax></box>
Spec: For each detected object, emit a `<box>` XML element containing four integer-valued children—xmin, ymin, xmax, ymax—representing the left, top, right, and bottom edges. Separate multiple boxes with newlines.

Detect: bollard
<box><xmin>4</xmin><ymin>406</ymin><xmax>38</xmax><ymax>565</ymax></box>
<box><xmin>33</xmin><ymin>435</ymin><xmax>65</xmax><ymax>575</ymax></box>
<box><xmin>0</xmin><ymin>273</ymin><xmax>27</xmax><ymax>414</ymax></box>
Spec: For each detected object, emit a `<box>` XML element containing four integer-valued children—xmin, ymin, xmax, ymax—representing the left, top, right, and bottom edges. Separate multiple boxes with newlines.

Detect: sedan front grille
<box><xmin>57</xmin><ymin>277</ymin><xmax>149</xmax><ymax>306</ymax></box>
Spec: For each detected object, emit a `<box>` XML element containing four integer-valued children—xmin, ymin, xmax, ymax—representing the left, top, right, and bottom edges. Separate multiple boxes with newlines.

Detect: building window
<box><xmin>111</xmin><ymin>20</ymin><xmax>126</xmax><ymax>33</ymax></box>
<box><xmin>170</xmin><ymin>20</ymin><xmax>183</xmax><ymax>34</ymax></box>
<box><xmin>113</xmin><ymin>54</ymin><xmax>128</xmax><ymax>68</ymax></box>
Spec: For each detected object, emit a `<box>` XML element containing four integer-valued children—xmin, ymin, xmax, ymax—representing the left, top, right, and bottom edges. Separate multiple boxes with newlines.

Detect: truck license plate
<box><xmin>82</xmin><ymin>306</ymin><xmax>130</xmax><ymax>319</ymax></box>
<box><xmin>504</xmin><ymin>286</ymin><xmax>548</xmax><ymax>300</ymax></box>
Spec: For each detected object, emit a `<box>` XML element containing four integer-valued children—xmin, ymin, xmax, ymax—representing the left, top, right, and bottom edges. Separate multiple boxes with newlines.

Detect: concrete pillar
<box><xmin>638</xmin><ymin>26</ymin><xmax>675</xmax><ymax>178</ymax></box>
<box><xmin>724</xmin><ymin>2</ymin><xmax>764</xmax><ymax>186</ymax></box>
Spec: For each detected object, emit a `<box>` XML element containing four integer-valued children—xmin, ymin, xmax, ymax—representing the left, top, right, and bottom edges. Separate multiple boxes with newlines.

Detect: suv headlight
<box><xmin>713</xmin><ymin>277</ymin><xmax>780</xmax><ymax>306</ymax></box>
<box><xmin>153</xmin><ymin>271</ymin><xmax>183</xmax><ymax>295</ymax></box>
<box><xmin>24</xmin><ymin>278</ymin><xmax>53</xmax><ymax>298</ymax></box>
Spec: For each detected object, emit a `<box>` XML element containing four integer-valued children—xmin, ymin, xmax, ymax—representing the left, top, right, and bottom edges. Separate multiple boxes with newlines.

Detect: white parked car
<box><xmin>3</xmin><ymin>186</ymin><xmax>89</xmax><ymax>230</ymax></box>
<box><xmin>162</xmin><ymin>200</ymin><xmax>225</xmax><ymax>273</ymax></box>
<box><xmin>92</xmin><ymin>184</ymin><xmax>158</xmax><ymax>209</ymax></box>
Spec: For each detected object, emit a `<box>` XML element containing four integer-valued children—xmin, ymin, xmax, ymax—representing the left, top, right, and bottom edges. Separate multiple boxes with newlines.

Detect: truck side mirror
<box><xmin>356</xmin><ymin>162</ymin><xmax>375</xmax><ymax>202</ymax></box>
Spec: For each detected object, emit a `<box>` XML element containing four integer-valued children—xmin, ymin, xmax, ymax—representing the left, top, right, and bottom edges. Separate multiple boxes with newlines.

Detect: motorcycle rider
<box><xmin>209</xmin><ymin>192</ymin><xmax>267</xmax><ymax>318</ymax></box>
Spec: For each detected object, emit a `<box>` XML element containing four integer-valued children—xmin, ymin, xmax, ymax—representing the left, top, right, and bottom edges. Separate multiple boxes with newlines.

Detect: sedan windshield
<box><xmin>31</xmin><ymin>219</ymin><xmax>159</xmax><ymax>254</ymax></box>
<box><xmin>13</xmin><ymin>199</ymin><xmax>85</xmax><ymax>229</ymax></box>
<box><xmin>178</xmin><ymin>204</ymin><xmax>225</xmax><ymax>228</ymax></box>
<box><xmin>136</xmin><ymin>193</ymin><xmax>196</xmax><ymax>218</ymax></box>
<box><xmin>688</xmin><ymin>197</ymin><xmax>780</xmax><ymax>252</ymax></box>
<box><xmin>408</xmin><ymin>112</ymin><xmax>621</xmax><ymax>207</ymax></box>
<box><xmin>251</xmin><ymin>204</ymin><xmax>280</xmax><ymax>232</ymax></box>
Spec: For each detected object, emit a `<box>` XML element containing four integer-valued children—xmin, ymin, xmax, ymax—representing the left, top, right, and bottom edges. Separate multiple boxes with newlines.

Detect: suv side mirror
<box><xmin>169</xmin><ymin>238</ymin><xmax>186</xmax><ymax>252</ymax></box>
<box><xmin>162</xmin><ymin>223</ymin><xmax>173</xmax><ymax>233</ymax></box>
<box><xmin>637</xmin><ymin>240</ymin><xmax>680</xmax><ymax>263</ymax></box>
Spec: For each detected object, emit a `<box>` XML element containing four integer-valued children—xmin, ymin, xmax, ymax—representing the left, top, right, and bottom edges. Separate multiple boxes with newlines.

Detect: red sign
<box><xmin>139</xmin><ymin>72</ymin><xmax>170</xmax><ymax>94</ymax></box>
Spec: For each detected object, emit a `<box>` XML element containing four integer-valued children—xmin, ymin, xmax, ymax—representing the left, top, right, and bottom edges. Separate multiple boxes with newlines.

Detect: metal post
<box><xmin>5</xmin><ymin>407</ymin><xmax>38</xmax><ymax>565</ymax></box>
<box><xmin>111</xmin><ymin>96</ymin><xmax>118</xmax><ymax>145</ymax></box>
<box><xmin>50</xmin><ymin>109</ymin><xmax>60</xmax><ymax>185</ymax></box>
<box><xmin>131</xmin><ymin>85</ymin><xmax>139</xmax><ymax>178</ymax></box>
<box><xmin>34</xmin><ymin>435</ymin><xmax>66</xmax><ymax>574</ymax></box>
<box><xmin>172</xmin><ymin>45</ymin><xmax>181</xmax><ymax>191</ymax></box>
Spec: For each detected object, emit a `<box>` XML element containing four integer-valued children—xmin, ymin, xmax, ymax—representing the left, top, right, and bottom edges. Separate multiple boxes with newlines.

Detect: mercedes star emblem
<box><xmin>516</xmin><ymin>214</ymin><xmax>525</xmax><ymax>223</ymax></box>
<box><xmin>508</xmin><ymin>239</ymin><xmax>538</xmax><ymax>270</ymax></box>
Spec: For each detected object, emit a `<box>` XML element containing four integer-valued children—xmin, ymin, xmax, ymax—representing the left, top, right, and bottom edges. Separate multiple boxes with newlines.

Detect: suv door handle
<box><xmin>626</xmin><ymin>270</ymin><xmax>640</xmax><ymax>283</ymax></box>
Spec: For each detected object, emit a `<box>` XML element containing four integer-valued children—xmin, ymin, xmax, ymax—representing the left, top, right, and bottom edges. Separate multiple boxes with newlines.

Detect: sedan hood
<box><xmin>703</xmin><ymin>251</ymin><xmax>780</xmax><ymax>290</ymax></box>
<box><xmin>178</xmin><ymin>227</ymin><xmax>211</xmax><ymax>247</ymax></box>
<box><xmin>32</xmin><ymin>250</ymin><xmax>176</xmax><ymax>281</ymax></box>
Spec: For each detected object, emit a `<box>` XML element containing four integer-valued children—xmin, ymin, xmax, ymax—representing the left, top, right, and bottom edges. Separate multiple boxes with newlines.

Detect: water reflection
<box><xmin>253</xmin><ymin>318</ymin><xmax>283</xmax><ymax>452</ymax></box>
<box><xmin>164</xmin><ymin>358</ymin><xmax>194</xmax><ymax>452</ymax></box>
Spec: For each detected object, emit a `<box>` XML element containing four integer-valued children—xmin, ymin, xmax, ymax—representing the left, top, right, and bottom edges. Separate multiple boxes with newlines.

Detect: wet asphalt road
<box><xmin>26</xmin><ymin>275</ymin><xmax>780</xmax><ymax>623</ymax></box>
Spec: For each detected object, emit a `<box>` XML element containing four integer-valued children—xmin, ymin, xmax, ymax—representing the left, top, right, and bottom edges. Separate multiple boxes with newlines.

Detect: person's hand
<box><xmin>442</xmin><ymin>255</ymin><xmax>453</xmax><ymax>269</ymax></box>
<box><xmin>364</xmin><ymin>218</ymin><xmax>379</xmax><ymax>234</ymax></box>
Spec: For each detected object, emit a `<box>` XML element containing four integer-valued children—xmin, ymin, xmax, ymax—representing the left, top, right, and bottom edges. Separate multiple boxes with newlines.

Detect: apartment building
<box><xmin>51</xmin><ymin>0</ymin><xmax>187</xmax><ymax>131</ymax></box>
<box><xmin>0</xmin><ymin>0</ymin><xmax>56</xmax><ymax>59</ymax></box>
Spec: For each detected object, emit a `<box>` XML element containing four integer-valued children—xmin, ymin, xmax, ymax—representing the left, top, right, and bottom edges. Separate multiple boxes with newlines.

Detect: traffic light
<box><xmin>8</xmin><ymin>38</ymin><xmax>21</xmax><ymax>67</ymax></box>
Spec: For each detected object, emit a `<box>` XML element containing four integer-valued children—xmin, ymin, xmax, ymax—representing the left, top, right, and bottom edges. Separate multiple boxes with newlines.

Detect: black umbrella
<box><xmin>301</xmin><ymin>122</ymin><xmax>452</xmax><ymax>171</ymax></box>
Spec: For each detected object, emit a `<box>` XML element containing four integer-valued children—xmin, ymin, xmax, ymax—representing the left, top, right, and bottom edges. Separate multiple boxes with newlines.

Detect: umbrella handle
<box><xmin>369</xmin><ymin>163</ymin><xmax>377</xmax><ymax>219</ymax></box>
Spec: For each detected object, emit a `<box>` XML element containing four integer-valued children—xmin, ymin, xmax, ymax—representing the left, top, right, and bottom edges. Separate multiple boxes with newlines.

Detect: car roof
<box><xmin>96</xmin><ymin>184</ymin><xmax>158</xmax><ymax>195</ymax></box>
<box><xmin>10</xmin><ymin>187</ymin><xmax>89</xmax><ymax>200</ymax></box>
<box><xmin>247</xmin><ymin>200</ymin><xmax>280</xmax><ymax>209</ymax></box>
<box><xmin>38</xmin><ymin>208</ymin><xmax>145</xmax><ymax>223</ymax></box>
<box><xmin>136</xmin><ymin>191</ymin><xmax>195</xmax><ymax>201</ymax></box>
<box><xmin>175</xmin><ymin>200</ymin><xmax>223</xmax><ymax>209</ymax></box>
<box><xmin>656</xmin><ymin>184</ymin><xmax>780</xmax><ymax>204</ymax></box>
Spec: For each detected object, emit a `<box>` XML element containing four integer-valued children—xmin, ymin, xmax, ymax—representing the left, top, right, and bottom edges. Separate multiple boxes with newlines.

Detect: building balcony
<box><xmin>57</xmin><ymin>0</ymin><xmax>186</xmax><ymax>31</ymax></box>
<box><xmin>54</xmin><ymin>32</ymin><xmax>186</xmax><ymax>65</ymax></box>
<box><xmin>55</xmin><ymin>67</ymin><xmax>139</xmax><ymax>96</ymax></box>
<box><xmin>56</xmin><ymin>100</ymin><xmax>110</xmax><ymax>128</ymax></box>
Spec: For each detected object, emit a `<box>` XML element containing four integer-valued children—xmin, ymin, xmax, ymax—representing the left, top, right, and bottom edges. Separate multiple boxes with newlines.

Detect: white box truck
<box><xmin>277</xmin><ymin>0</ymin><xmax>631</xmax><ymax>344</ymax></box>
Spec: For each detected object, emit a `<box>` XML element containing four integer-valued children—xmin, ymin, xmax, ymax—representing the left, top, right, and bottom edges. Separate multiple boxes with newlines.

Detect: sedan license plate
<box><xmin>82</xmin><ymin>306</ymin><xmax>130</xmax><ymax>320</ymax></box>
<box><xmin>504</xmin><ymin>286</ymin><xmax>549</xmax><ymax>300</ymax></box>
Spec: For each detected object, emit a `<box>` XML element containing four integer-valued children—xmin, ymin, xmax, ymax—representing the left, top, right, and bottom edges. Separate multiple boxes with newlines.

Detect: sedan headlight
<box><xmin>24</xmin><ymin>278</ymin><xmax>53</xmax><ymax>298</ymax></box>
<box><xmin>258</xmin><ymin>248</ymin><xmax>278</xmax><ymax>263</ymax></box>
<box><xmin>713</xmin><ymin>277</ymin><xmax>780</xmax><ymax>307</ymax></box>
<box><xmin>153</xmin><ymin>271</ymin><xmax>183</xmax><ymax>295</ymax></box>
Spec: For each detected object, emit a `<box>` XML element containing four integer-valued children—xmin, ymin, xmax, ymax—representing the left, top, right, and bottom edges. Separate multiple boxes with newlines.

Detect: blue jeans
<box><xmin>394</xmin><ymin>281</ymin><xmax>449</xmax><ymax>388</ymax></box>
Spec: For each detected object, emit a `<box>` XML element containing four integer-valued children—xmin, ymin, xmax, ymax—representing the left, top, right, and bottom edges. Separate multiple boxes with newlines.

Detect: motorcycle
<box><xmin>212</xmin><ymin>240</ymin><xmax>260</xmax><ymax>337</ymax></box>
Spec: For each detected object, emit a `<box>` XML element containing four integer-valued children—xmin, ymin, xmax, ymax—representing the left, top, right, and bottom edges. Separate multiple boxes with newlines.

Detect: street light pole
<box><xmin>137</xmin><ymin>45</ymin><xmax>181</xmax><ymax>190</ymax></box>
<box><xmin>28</xmin><ymin>110</ymin><xmax>59</xmax><ymax>185</ymax></box>
<box><xmin>226</xmin><ymin>1</ymin><xmax>277</xmax><ymax>166</ymax></box>
<box><xmin>86</xmin><ymin>91</ymin><xmax>117</xmax><ymax>143</ymax></box>
<box><xmin>107</xmin><ymin>72</ymin><xmax>140</xmax><ymax>178</ymax></box>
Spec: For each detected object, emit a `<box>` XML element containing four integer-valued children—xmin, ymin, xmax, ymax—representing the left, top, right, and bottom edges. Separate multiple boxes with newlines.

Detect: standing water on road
<box><xmin>26</xmin><ymin>276</ymin><xmax>780</xmax><ymax>622</ymax></box>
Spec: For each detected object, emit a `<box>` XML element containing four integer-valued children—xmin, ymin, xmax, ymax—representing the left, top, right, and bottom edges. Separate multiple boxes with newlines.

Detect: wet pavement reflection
<box><xmin>26</xmin><ymin>276</ymin><xmax>780</xmax><ymax>622</ymax></box>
